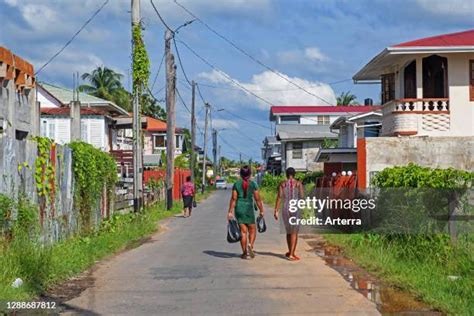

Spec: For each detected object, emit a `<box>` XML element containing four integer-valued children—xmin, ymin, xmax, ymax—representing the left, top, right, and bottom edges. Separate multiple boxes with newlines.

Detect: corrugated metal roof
<box><xmin>392</xmin><ymin>29</ymin><xmax>474</xmax><ymax>48</ymax></box>
<box><xmin>276</xmin><ymin>124</ymin><xmax>336</xmax><ymax>141</ymax></box>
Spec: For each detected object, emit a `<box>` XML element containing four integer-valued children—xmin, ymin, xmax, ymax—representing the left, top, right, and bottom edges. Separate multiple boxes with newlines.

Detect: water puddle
<box><xmin>301</xmin><ymin>235</ymin><xmax>443</xmax><ymax>315</ymax></box>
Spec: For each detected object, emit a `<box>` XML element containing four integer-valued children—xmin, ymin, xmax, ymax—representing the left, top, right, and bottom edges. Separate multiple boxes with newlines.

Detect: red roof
<box><xmin>41</xmin><ymin>107</ymin><xmax>106</xmax><ymax>116</ymax></box>
<box><xmin>271</xmin><ymin>105</ymin><xmax>381</xmax><ymax>114</ymax></box>
<box><xmin>146</xmin><ymin>116</ymin><xmax>183</xmax><ymax>133</ymax></box>
<box><xmin>392</xmin><ymin>29</ymin><xmax>474</xmax><ymax>48</ymax></box>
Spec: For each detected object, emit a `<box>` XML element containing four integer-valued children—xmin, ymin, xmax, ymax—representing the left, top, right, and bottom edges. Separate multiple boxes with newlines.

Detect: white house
<box><xmin>353</xmin><ymin>29</ymin><xmax>474</xmax><ymax>188</ymax></box>
<box><xmin>353</xmin><ymin>29</ymin><xmax>474</xmax><ymax>137</ymax></box>
<box><xmin>37</xmin><ymin>83</ymin><xmax>129</xmax><ymax>151</ymax></box>
<box><xmin>270</xmin><ymin>105</ymin><xmax>379</xmax><ymax>172</ymax></box>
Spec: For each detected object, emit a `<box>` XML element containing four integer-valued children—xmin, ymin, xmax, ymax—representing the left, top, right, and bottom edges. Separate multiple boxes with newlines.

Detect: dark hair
<box><xmin>286</xmin><ymin>167</ymin><xmax>296</xmax><ymax>178</ymax></box>
<box><xmin>186</xmin><ymin>176</ymin><xmax>192</xmax><ymax>182</ymax></box>
<box><xmin>240</xmin><ymin>165</ymin><xmax>251</xmax><ymax>179</ymax></box>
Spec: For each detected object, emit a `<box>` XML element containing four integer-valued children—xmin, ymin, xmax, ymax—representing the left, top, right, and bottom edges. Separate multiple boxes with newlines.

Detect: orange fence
<box><xmin>144</xmin><ymin>168</ymin><xmax>192</xmax><ymax>201</ymax></box>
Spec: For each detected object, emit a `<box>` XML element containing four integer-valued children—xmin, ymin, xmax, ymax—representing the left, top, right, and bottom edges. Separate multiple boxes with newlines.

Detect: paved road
<box><xmin>64</xmin><ymin>190</ymin><xmax>379</xmax><ymax>315</ymax></box>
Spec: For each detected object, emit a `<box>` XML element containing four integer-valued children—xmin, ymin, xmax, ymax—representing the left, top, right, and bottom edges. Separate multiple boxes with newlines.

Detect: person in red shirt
<box><xmin>181</xmin><ymin>176</ymin><xmax>195</xmax><ymax>218</ymax></box>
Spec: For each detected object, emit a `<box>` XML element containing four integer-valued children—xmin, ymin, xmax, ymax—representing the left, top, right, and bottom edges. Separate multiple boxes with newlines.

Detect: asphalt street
<box><xmin>64</xmin><ymin>190</ymin><xmax>379</xmax><ymax>315</ymax></box>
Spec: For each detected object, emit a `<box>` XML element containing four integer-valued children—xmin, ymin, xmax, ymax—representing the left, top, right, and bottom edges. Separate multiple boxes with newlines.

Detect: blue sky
<box><xmin>1</xmin><ymin>0</ymin><xmax>473</xmax><ymax>161</ymax></box>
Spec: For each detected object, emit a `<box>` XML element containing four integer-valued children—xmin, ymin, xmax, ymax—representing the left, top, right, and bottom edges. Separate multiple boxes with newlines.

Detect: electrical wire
<box><xmin>173</xmin><ymin>0</ymin><xmax>335</xmax><ymax>106</ymax></box>
<box><xmin>150</xmin><ymin>52</ymin><xmax>165</xmax><ymax>91</ymax></box>
<box><xmin>175</xmin><ymin>86</ymin><xmax>191</xmax><ymax>114</ymax></box>
<box><xmin>173</xmin><ymin>37</ymin><xmax>193</xmax><ymax>85</ymax></box>
<box><xmin>35</xmin><ymin>0</ymin><xmax>109</xmax><ymax>75</ymax></box>
<box><xmin>175</xmin><ymin>39</ymin><xmax>275</xmax><ymax>107</ymax></box>
<box><xmin>150</xmin><ymin>0</ymin><xmax>173</xmax><ymax>32</ymax></box>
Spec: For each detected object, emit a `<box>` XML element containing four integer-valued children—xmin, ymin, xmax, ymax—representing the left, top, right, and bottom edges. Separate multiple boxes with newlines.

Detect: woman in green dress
<box><xmin>227</xmin><ymin>166</ymin><xmax>265</xmax><ymax>259</ymax></box>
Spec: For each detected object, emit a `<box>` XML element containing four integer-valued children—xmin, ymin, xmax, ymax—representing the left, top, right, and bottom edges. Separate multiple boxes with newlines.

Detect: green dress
<box><xmin>233</xmin><ymin>179</ymin><xmax>258</xmax><ymax>225</ymax></box>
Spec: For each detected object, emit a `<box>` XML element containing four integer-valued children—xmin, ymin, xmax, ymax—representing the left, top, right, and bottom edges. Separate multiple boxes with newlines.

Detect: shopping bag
<box><xmin>227</xmin><ymin>218</ymin><xmax>242</xmax><ymax>243</ymax></box>
<box><xmin>257</xmin><ymin>215</ymin><xmax>266</xmax><ymax>233</ymax></box>
<box><xmin>192</xmin><ymin>199</ymin><xmax>197</xmax><ymax>208</ymax></box>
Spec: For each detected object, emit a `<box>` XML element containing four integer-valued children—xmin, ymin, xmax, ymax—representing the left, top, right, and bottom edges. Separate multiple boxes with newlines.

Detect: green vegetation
<box><xmin>336</xmin><ymin>91</ymin><xmax>357</xmax><ymax>105</ymax></box>
<box><xmin>0</xmin><ymin>200</ymin><xmax>182</xmax><ymax>303</ymax></box>
<box><xmin>132</xmin><ymin>24</ymin><xmax>150</xmax><ymax>92</ymax></box>
<box><xmin>327</xmin><ymin>164</ymin><xmax>474</xmax><ymax>315</ymax></box>
<box><xmin>33</xmin><ymin>137</ymin><xmax>55</xmax><ymax>205</ymax></box>
<box><xmin>69</xmin><ymin>142</ymin><xmax>117</xmax><ymax>230</ymax></box>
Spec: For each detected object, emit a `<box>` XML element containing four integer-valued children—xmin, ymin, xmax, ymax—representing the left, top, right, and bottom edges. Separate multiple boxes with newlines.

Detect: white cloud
<box><xmin>199</xmin><ymin>69</ymin><xmax>337</xmax><ymax>109</ymax></box>
<box><xmin>415</xmin><ymin>0</ymin><xmax>474</xmax><ymax>18</ymax></box>
<box><xmin>304</xmin><ymin>47</ymin><xmax>328</xmax><ymax>62</ymax></box>
<box><xmin>212</xmin><ymin>119</ymin><xmax>239</xmax><ymax>129</ymax></box>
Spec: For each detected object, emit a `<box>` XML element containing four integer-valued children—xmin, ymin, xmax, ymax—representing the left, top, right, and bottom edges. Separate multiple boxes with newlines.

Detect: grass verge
<box><xmin>0</xmin><ymin>189</ymin><xmax>213</xmax><ymax>303</ymax></box>
<box><xmin>325</xmin><ymin>234</ymin><xmax>473</xmax><ymax>315</ymax></box>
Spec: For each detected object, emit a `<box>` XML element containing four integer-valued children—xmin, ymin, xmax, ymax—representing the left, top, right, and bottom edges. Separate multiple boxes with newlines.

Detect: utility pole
<box><xmin>70</xmin><ymin>72</ymin><xmax>81</xmax><ymax>142</ymax></box>
<box><xmin>165</xmin><ymin>29</ymin><xmax>176</xmax><ymax>210</ymax></box>
<box><xmin>212</xmin><ymin>129</ymin><xmax>217</xmax><ymax>177</ymax></box>
<box><xmin>190</xmin><ymin>81</ymin><xmax>196</xmax><ymax>183</ymax></box>
<box><xmin>132</xmin><ymin>0</ymin><xmax>143</xmax><ymax>212</ymax></box>
<box><xmin>201</xmin><ymin>103</ymin><xmax>210</xmax><ymax>193</ymax></box>
<box><xmin>239</xmin><ymin>152</ymin><xmax>242</xmax><ymax>165</ymax></box>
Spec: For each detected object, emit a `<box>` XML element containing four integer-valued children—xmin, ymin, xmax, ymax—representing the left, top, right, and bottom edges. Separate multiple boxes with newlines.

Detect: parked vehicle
<box><xmin>215</xmin><ymin>179</ymin><xmax>227</xmax><ymax>190</ymax></box>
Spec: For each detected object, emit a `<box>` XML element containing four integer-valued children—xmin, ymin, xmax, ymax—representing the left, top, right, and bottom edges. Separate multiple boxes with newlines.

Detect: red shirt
<box><xmin>182</xmin><ymin>182</ymin><xmax>195</xmax><ymax>196</ymax></box>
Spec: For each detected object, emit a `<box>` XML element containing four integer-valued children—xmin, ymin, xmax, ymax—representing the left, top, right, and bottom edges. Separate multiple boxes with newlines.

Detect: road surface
<box><xmin>63</xmin><ymin>190</ymin><xmax>379</xmax><ymax>315</ymax></box>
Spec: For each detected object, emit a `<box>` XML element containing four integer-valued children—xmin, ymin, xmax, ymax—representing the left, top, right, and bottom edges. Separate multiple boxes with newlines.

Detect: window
<box><xmin>470</xmin><ymin>60</ymin><xmax>474</xmax><ymax>101</ymax></box>
<box><xmin>280</xmin><ymin>115</ymin><xmax>300</xmax><ymax>124</ymax></box>
<box><xmin>292</xmin><ymin>142</ymin><xmax>303</xmax><ymax>159</ymax></box>
<box><xmin>47</xmin><ymin>121</ymin><xmax>55</xmax><ymax>140</ymax></box>
<box><xmin>381</xmin><ymin>73</ymin><xmax>395</xmax><ymax>104</ymax></box>
<box><xmin>404</xmin><ymin>60</ymin><xmax>416</xmax><ymax>98</ymax></box>
<box><xmin>317</xmin><ymin>115</ymin><xmax>330</xmax><ymax>125</ymax></box>
<box><xmin>154</xmin><ymin>135</ymin><xmax>165</xmax><ymax>148</ymax></box>
<box><xmin>422</xmin><ymin>55</ymin><xmax>448</xmax><ymax>98</ymax></box>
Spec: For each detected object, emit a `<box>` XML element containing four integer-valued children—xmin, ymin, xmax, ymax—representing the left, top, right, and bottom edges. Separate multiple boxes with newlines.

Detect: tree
<box><xmin>337</xmin><ymin>91</ymin><xmax>358</xmax><ymax>106</ymax></box>
<box><xmin>140</xmin><ymin>93</ymin><xmax>166</xmax><ymax>120</ymax></box>
<box><xmin>79</xmin><ymin>67</ymin><xmax>131</xmax><ymax>111</ymax></box>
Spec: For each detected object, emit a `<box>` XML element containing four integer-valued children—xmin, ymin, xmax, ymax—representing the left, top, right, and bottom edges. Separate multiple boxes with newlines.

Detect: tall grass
<box><xmin>0</xmin><ymin>198</ymin><xmax>187</xmax><ymax>303</ymax></box>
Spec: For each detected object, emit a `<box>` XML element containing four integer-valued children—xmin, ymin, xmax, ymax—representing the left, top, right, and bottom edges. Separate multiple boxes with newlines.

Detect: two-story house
<box><xmin>354</xmin><ymin>29</ymin><xmax>474</xmax><ymax>188</ymax></box>
<box><xmin>270</xmin><ymin>105</ymin><xmax>379</xmax><ymax>172</ymax></box>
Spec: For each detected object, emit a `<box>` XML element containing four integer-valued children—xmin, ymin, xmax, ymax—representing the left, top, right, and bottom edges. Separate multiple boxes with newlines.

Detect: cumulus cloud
<box><xmin>304</xmin><ymin>47</ymin><xmax>328</xmax><ymax>62</ymax></box>
<box><xmin>415</xmin><ymin>0</ymin><xmax>474</xmax><ymax>18</ymax></box>
<box><xmin>199</xmin><ymin>69</ymin><xmax>337</xmax><ymax>109</ymax></box>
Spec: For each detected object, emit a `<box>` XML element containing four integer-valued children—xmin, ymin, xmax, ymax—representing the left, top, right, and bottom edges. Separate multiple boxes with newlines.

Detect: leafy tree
<box><xmin>140</xmin><ymin>93</ymin><xmax>166</xmax><ymax>120</ymax></box>
<box><xmin>79</xmin><ymin>67</ymin><xmax>131</xmax><ymax>111</ymax></box>
<box><xmin>337</xmin><ymin>91</ymin><xmax>358</xmax><ymax>106</ymax></box>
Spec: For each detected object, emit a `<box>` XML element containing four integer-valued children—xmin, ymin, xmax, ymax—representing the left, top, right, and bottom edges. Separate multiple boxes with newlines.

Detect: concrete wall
<box><xmin>0</xmin><ymin>77</ymin><xmax>39</xmax><ymax>139</ymax></box>
<box><xmin>282</xmin><ymin>140</ymin><xmax>323</xmax><ymax>172</ymax></box>
<box><xmin>358</xmin><ymin>136</ymin><xmax>474</xmax><ymax>187</ymax></box>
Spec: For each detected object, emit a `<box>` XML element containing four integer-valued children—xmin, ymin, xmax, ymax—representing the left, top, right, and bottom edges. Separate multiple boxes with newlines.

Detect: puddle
<box><xmin>301</xmin><ymin>235</ymin><xmax>443</xmax><ymax>315</ymax></box>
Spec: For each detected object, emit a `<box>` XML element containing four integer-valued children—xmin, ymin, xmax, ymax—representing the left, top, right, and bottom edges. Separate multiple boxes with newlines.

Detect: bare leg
<box><xmin>286</xmin><ymin>234</ymin><xmax>291</xmax><ymax>255</ymax></box>
<box><xmin>289</xmin><ymin>232</ymin><xmax>299</xmax><ymax>259</ymax></box>
<box><xmin>248</xmin><ymin>224</ymin><xmax>256</xmax><ymax>258</ymax></box>
<box><xmin>239</xmin><ymin>224</ymin><xmax>248</xmax><ymax>256</ymax></box>
<box><xmin>188</xmin><ymin>207</ymin><xmax>192</xmax><ymax>217</ymax></box>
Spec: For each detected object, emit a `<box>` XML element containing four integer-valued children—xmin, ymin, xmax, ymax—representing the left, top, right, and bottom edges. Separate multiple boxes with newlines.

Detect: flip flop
<box><xmin>288</xmin><ymin>255</ymin><xmax>300</xmax><ymax>261</ymax></box>
<box><xmin>285</xmin><ymin>252</ymin><xmax>290</xmax><ymax>258</ymax></box>
<box><xmin>248</xmin><ymin>246</ymin><xmax>255</xmax><ymax>258</ymax></box>
<box><xmin>241</xmin><ymin>253</ymin><xmax>249</xmax><ymax>260</ymax></box>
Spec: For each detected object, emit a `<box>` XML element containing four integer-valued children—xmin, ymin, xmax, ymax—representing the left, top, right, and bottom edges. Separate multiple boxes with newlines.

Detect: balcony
<box><xmin>382</xmin><ymin>98</ymin><xmax>450</xmax><ymax>136</ymax></box>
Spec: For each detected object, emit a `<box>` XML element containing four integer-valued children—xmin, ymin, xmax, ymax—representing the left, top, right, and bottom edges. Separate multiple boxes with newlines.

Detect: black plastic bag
<box><xmin>257</xmin><ymin>215</ymin><xmax>266</xmax><ymax>233</ymax></box>
<box><xmin>227</xmin><ymin>218</ymin><xmax>242</xmax><ymax>243</ymax></box>
<box><xmin>193</xmin><ymin>199</ymin><xmax>197</xmax><ymax>208</ymax></box>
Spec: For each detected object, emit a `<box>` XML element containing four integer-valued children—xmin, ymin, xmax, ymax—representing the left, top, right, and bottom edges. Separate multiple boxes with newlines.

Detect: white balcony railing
<box><xmin>382</xmin><ymin>98</ymin><xmax>450</xmax><ymax>136</ymax></box>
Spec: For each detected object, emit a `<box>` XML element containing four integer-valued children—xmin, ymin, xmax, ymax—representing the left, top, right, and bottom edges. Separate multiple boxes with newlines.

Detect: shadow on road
<box><xmin>254</xmin><ymin>251</ymin><xmax>287</xmax><ymax>259</ymax></box>
<box><xmin>203</xmin><ymin>250</ymin><xmax>240</xmax><ymax>258</ymax></box>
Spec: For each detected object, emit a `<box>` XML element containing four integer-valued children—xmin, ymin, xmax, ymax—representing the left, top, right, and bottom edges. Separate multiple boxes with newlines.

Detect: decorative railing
<box><xmin>384</xmin><ymin>98</ymin><xmax>449</xmax><ymax>113</ymax></box>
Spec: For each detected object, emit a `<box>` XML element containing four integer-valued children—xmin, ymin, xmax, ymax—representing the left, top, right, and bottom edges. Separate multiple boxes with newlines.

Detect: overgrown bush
<box><xmin>69</xmin><ymin>142</ymin><xmax>118</xmax><ymax>229</ymax></box>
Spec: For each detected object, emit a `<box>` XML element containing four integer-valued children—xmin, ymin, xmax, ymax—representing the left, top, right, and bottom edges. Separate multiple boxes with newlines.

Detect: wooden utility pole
<box><xmin>132</xmin><ymin>0</ymin><xmax>143</xmax><ymax>212</ymax></box>
<box><xmin>165</xmin><ymin>29</ymin><xmax>176</xmax><ymax>210</ymax></box>
<box><xmin>70</xmin><ymin>72</ymin><xmax>81</xmax><ymax>142</ymax></box>
<box><xmin>190</xmin><ymin>81</ymin><xmax>196</xmax><ymax>183</ymax></box>
<box><xmin>201</xmin><ymin>103</ymin><xmax>210</xmax><ymax>193</ymax></box>
<box><xmin>212</xmin><ymin>129</ymin><xmax>217</xmax><ymax>177</ymax></box>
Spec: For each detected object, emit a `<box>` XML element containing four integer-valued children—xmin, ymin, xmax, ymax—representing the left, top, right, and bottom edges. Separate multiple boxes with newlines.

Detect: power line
<box><xmin>175</xmin><ymin>86</ymin><xmax>191</xmax><ymax>114</ymax></box>
<box><xmin>213</xmin><ymin>107</ymin><xmax>271</xmax><ymax>131</ymax></box>
<box><xmin>173</xmin><ymin>37</ymin><xmax>193</xmax><ymax>86</ymax></box>
<box><xmin>150</xmin><ymin>52</ymin><xmax>165</xmax><ymax>91</ymax></box>
<box><xmin>150</xmin><ymin>0</ymin><xmax>173</xmax><ymax>32</ymax></box>
<box><xmin>175</xmin><ymin>39</ymin><xmax>275</xmax><ymax>107</ymax></box>
<box><xmin>173</xmin><ymin>0</ymin><xmax>335</xmax><ymax>106</ymax></box>
<box><xmin>35</xmin><ymin>0</ymin><xmax>109</xmax><ymax>75</ymax></box>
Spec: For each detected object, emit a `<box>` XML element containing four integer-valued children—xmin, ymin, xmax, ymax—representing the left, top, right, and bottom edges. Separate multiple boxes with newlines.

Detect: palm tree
<box><xmin>337</xmin><ymin>91</ymin><xmax>358</xmax><ymax>106</ymax></box>
<box><xmin>79</xmin><ymin>67</ymin><xmax>131</xmax><ymax>110</ymax></box>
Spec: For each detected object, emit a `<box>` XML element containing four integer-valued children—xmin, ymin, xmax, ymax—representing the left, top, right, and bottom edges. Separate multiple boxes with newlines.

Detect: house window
<box><xmin>280</xmin><ymin>115</ymin><xmax>300</xmax><ymax>124</ymax></box>
<box><xmin>292</xmin><ymin>142</ymin><xmax>303</xmax><ymax>159</ymax></box>
<box><xmin>381</xmin><ymin>73</ymin><xmax>395</xmax><ymax>104</ymax></box>
<box><xmin>423</xmin><ymin>55</ymin><xmax>448</xmax><ymax>98</ymax></box>
<box><xmin>470</xmin><ymin>60</ymin><xmax>474</xmax><ymax>101</ymax></box>
<box><xmin>154</xmin><ymin>135</ymin><xmax>165</xmax><ymax>148</ymax></box>
<box><xmin>47</xmin><ymin>121</ymin><xmax>55</xmax><ymax>140</ymax></box>
<box><xmin>317</xmin><ymin>115</ymin><xmax>330</xmax><ymax>125</ymax></box>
